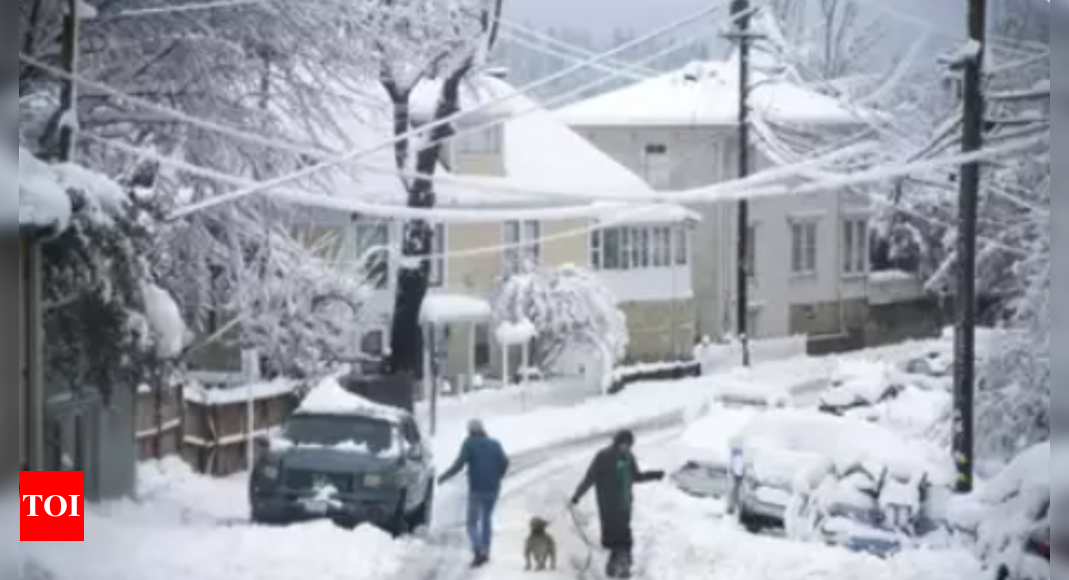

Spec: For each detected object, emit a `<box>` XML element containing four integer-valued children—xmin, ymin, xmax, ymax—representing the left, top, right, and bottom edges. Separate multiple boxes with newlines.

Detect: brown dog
<box><xmin>524</xmin><ymin>517</ymin><xmax>557</xmax><ymax>571</ymax></box>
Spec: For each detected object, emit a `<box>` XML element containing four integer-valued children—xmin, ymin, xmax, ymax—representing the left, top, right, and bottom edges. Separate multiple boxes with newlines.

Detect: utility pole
<box><xmin>725</xmin><ymin>0</ymin><xmax>756</xmax><ymax>366</ymax></box>
<box><xmin>951</xmin><ymin>0</ymin><xmax>986</xmax><ymax>494</ymax></box>
<box><xmin>57</xmin><ymin>0</ymin><xmax>80</xmax><ymax>162</ymax></box>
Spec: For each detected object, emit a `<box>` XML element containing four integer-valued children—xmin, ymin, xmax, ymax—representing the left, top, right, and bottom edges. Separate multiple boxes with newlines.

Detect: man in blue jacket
<box><xmin>439</xmin><ymin>419</ymin><xmax>509</xmax><ymax>567</ymax></box>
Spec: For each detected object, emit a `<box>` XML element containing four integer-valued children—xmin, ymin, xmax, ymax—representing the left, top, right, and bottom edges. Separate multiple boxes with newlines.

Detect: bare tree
<box><xmin>767</xmin><ymin>0</ymin><xmax>885</xmax><ymax>80</ymax></box>
<box><xmin>370</xmin><ymin>0</ymin><xmax>505</xmax><ymax>377</ymax></box>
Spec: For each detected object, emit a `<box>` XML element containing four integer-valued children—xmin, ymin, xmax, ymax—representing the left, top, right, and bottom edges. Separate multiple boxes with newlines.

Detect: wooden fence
<box><xmin>135</xmin><ymin>375</ymin><xmax>302</xmax><ymax>477</ymax></box>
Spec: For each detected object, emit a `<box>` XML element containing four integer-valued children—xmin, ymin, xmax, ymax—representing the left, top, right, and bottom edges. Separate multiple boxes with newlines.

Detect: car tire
<box><xmin>739</xmin><ymin>509</ymin><xmax>763</xmax><ymax>534</ymax></box>
<box><xmin>386</xmin><ymin>494</ymin><xmax>410</xmax><ymax>537</ymax></box>
<box><xmin>408</xmin><ymin>485</ymin><xmax>434</xmax><ymax>531</ymax></box>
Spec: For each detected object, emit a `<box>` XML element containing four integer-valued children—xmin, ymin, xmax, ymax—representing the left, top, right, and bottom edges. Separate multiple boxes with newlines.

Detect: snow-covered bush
<box><xmin>30</xmin><ymin>151</ymin><xmax>187</xmax><ymax>399</ymax></box>
<box><xmin>492</xmin><ymin>264</ymin><xmax>628</xmax><ymax>374</ymax></box>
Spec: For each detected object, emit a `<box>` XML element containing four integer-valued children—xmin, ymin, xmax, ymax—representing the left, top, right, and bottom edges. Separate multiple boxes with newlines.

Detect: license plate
<box><xmin>302</xmin><ymin>500</ymin><xmax>329</xmax><ymax>514</ymax></box>
<box><xmin>363</xmin><ymin>474</ymin><xmax>383</xmax><ymax>487</ymax></box>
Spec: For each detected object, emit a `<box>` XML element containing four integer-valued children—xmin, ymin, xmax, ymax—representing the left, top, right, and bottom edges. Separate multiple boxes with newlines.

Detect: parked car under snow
<box><xmin>248</xmin><ymin>379</ymin><xmax>436</xmax><ymax>535</ymax></box>
<box><xmin>728</xmin><ymin>410</ymin><xmax>951</xmax><ymax>535</ymax></box>
<box><xmin>818</xmin><ymin>371</ymin><xmax>905</xmax><ymax>416</ymax></box>
<box><xmin>786</xmin><ymin>456</ymin><xmax>945</xmax><ymax>557</ymax></box>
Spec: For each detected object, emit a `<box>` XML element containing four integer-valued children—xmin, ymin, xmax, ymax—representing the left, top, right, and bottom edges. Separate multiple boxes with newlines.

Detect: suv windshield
<box><xmin>283</xmin><ymin>414</ymin><xmax>395</xmax><ymax>454</ymax></box>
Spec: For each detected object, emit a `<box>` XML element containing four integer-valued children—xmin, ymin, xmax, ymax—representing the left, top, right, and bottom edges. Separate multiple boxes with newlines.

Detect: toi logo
<box><xmin>20</xmin><ymin>471</ymin><xmax>85</xmax><ymax>541</ymax></box>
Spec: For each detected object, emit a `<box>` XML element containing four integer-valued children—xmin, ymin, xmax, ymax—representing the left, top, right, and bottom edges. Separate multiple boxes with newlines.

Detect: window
<box><xmin>592</xmin><ymin>225</ymin><xmax>689</xmax><ymax>270</ymax></box>
<box><xmin>652</xmin><ymin>227</ymin><xmax>671</xmax><ymax>267</ymax></box>
<box><xmin>643</xmin><ymin>143</ymin><xmax>672</xmax><ymax>189</ymax></box>
<box><xmin>504</xmin><ymin>220</ymin><xmax>541</xmax><ymax>276</ymax></box>
<box><xmin>429</xmin><ymin>223</ymin><xmax>446</xmax><ymax>287</ymax></box>
<box><xmin>790</xmin><ymin>221</ymin><xmax>818</xmax><ymax>275</ymax></box>
<box><xmin>673</xmin><ymin>225</ymin><xmax>688</xmax><ymax>266</ymax></box>
<box><xmin>841</xmin><ymin>218</ymin><xmax>868</xmax><ymax>275</ymax></box>
<box><xmin>455</xmin><ymin>125</ymin><xmax>504</xmax><ymax>154</ymax></box>
<box><xmin>355</xmin><ymin>220</ymin><xmax>391</xmax><ymax>289</ymax></box>
<box><xmin>603</xmin><ymin>229</ymin><xmax>622</xmax><ymax>269</ymax></box>
<box><xmin>632</xmin><ymin>228</ymin><xmax>649</xmax><ymax>268</ymax></box>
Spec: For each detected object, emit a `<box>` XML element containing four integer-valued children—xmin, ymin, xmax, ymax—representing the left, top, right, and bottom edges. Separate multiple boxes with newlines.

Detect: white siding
<box><xmin>570</xmin><ymin>124</ymin><xmax>871</xmax><ymax>339</ymax></box>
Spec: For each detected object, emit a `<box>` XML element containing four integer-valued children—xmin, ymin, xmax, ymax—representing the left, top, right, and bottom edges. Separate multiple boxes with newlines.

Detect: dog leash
<box><xmin>565</xmin><ymin>502</ymin><xmax>595</xmax><ymax>574</ymax></box>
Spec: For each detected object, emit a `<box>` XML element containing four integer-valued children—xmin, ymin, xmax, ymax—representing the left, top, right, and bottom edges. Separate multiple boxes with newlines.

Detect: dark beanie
<box><xmin>614</xmin><ymin>430</ymin><xmax>635</xmax><ymax>446</ymax></box>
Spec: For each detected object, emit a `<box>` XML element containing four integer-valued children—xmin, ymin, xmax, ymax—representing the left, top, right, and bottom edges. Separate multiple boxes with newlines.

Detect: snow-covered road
<box><xmin>24</xmin><ymin>336</ymin><xmax>989</xmax><ymax>580</ymax></box>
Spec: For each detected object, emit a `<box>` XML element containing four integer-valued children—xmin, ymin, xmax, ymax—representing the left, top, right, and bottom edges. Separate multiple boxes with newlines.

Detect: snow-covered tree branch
<box><xmin>216</xmin><ymin>229</ymin><xmax>375</xmax><ymax>379</ymax></box>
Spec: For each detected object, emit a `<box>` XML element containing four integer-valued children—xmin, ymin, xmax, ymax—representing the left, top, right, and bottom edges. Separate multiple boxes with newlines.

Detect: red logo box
<box><xmin>20</xmin><ymin>471</ymin><xmax>85</xmax><ymax>541</ymax></box>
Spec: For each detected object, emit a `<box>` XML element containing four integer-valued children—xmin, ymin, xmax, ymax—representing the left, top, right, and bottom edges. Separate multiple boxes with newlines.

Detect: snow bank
<box><xmin>128</xmin><ymin>457</ymin><xmax>249</xmax><ymax>523</ymax></box>
<box><xmin>18</xmin><ymin>148</ymin><xmax>72</xmax><ymax>230</ymax></box>
<box><xmin>694</xmin><ymin>335</ymin><xmax>807</xmax><ymax>375</ymax></box>
<box><xmin>26</xmin><ymin>509</ymin><xmax>409</xmax><ymax>580</ymax></box>
<box><xmin>420</xmin><ymin>293</ymin><xmax>491</xmax><ymax>324</ymax></box>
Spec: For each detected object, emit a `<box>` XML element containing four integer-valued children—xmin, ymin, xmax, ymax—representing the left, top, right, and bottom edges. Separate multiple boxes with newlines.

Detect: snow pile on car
<box><xmin>820</xmin><ymin>359</ymin><xmax>901</xmax><ymax>409</ymax></box>
<box><xmin>297</xmin><ymin>377</ymin><xmax>407</xmax><ymax>422</ymax></box>
<box><xmin>734</xmin><ymin>410</ymin><xmax>952</xmax><ymax>487</ymax></box>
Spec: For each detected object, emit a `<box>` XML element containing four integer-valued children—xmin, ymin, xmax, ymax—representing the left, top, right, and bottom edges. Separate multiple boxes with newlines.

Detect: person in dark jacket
<box><xmin>571</xmin><ymin>430</ymin><xmax>664</xmax><ymax>578</ymax></box>
<box><xmin>439</xmin><ymin>419</ymin><xmax>509</xmax><ymax>567</ymax></box>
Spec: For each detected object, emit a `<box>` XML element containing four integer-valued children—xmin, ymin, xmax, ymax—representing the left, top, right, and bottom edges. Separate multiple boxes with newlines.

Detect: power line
<box><xmin>171</xmin><ymin>0</ymin><xmax>737</xmax><ymax>218</ymax></box>
<box><xmin>500</xmin><ymin>21</ymin><xmax>659</xmax><ymax>80</ymax></box>
<box><xmin>83</xmin><ymin>128</ymin><xmax>1030</xmax><ymax>272</ymax></box>
<box><xmin>79</xmin><ymin>125</ymin><xmax>1039</xmax><ymax>259</ymax></box>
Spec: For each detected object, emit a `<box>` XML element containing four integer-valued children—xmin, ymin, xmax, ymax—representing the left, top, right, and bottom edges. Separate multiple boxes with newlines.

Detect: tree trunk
<box><xmin>385</xmin><ymin>0</ymin><xmax>505</xmax><ymax>377</ymax></box>
<box><xmin>386</xmin><ymin>71</ymin><xmax>467</xmax><ymax>377</ymax></box>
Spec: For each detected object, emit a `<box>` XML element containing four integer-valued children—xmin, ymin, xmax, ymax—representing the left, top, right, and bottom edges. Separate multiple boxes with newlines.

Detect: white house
<box><xmin>278</xmin><ymin>70</ymin><xmax>698</xmax><ymax>385</ymax></box>
<box><xmin>558</xmin><ymin>53</ymin><xmax>909</xmax><ymax>349</ymax></box>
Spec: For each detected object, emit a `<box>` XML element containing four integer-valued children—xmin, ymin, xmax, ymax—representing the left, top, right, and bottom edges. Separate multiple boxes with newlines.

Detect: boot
<box><xmin>616</xmin><ymin>549</ymin><xmax>632</xmax><ymax>578</ymax></box>
<box><xmin>605</xmin><ymin>550</ymin><xmax>623</xmax><ymax>577</ymax></box>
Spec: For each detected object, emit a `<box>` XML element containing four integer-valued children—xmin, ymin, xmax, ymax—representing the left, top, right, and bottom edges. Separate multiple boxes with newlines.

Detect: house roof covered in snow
<box><xmin>16</xmin><ymin>148</ymin><xmax>72</xmax><ymax>231</ymax></box>
<box><xmin>274</xmin><ymin>74</ymin><xmax>696</xmax><ymax>225</ymax></box>
<box><xmin>557</xmin><ymin>53</ymin><xmax>863</xmax><ymax>129</ymax></box>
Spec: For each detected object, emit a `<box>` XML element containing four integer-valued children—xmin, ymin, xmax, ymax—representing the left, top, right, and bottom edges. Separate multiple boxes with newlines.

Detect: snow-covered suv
<box><xmin>249</xmin><ymin>380</ymin><xmax>435</xmax><ymax>535</ymax></box>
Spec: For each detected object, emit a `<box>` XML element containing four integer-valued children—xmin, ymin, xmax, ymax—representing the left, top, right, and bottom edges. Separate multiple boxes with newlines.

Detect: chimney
<box><xmin>485</xmin><ymin>66</ymin><xmax>509</xmax><ymax>80</ymax></box>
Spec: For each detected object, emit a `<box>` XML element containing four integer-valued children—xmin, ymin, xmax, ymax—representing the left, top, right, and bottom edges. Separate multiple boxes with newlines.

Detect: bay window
<box><xmin>592</xmin><ymin>225</ymin><xmax>689</xmax><ymax>271</ymax></box>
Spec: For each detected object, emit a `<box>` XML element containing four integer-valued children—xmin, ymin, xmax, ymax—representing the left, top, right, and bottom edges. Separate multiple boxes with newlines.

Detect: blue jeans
<box><xmin>467</xmin><ymin>491</ymin><xmax>499</xmax><ymax>555</ymax></box>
